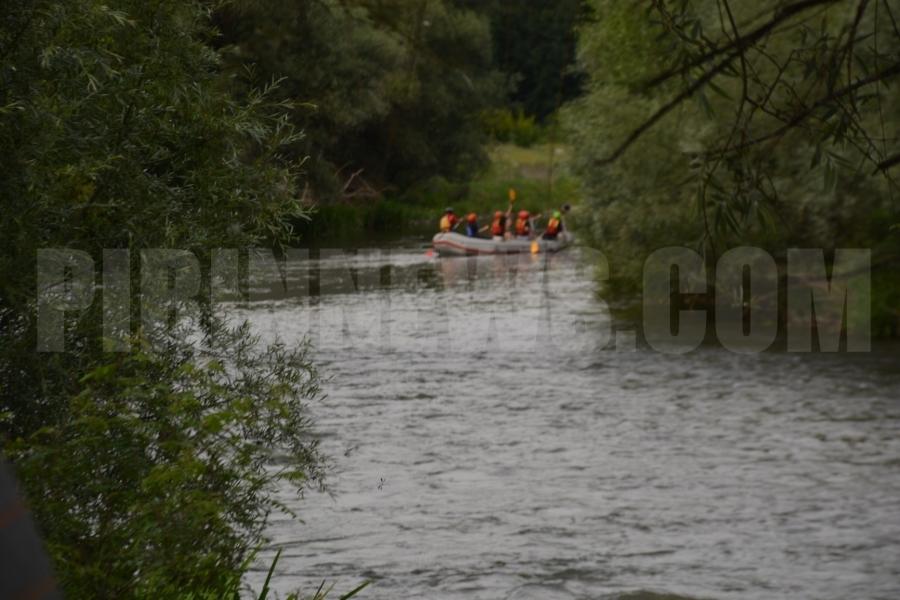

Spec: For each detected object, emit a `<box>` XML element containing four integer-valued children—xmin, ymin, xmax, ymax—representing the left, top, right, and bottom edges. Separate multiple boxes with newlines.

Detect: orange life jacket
<box><xmin>515</xmin><ymin>217</ymin><xmax>530</xmax><ymax>236</ymax></box>
<box><xmin>546</xmin><ymin>217</ymin><xmax>560</xmax><ymax>235</ymax></box>
<box><xmin>491</xmin><ymin>217</ymin><xmax>505</xmax><ymax>237</ymax></box>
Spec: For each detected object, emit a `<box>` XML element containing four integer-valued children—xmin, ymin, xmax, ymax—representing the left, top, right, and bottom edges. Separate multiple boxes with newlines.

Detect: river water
<box><xmin>239</xmin><ymin>235</ymin><xmax>900</xmax><ymax>600</ymax></box>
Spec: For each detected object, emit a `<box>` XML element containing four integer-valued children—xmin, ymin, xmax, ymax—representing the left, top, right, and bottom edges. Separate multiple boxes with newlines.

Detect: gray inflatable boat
<box><xmin>432</xmin><ymin>232</ymin><xmax>568</xmax><ymax>257</ymax></box>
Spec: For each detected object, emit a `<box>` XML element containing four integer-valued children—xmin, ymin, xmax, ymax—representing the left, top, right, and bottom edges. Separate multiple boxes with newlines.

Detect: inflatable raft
<box><xmin>432</xmin><ymin>232</ymin><xmax>568</xmax><ymax>257</ymax></box>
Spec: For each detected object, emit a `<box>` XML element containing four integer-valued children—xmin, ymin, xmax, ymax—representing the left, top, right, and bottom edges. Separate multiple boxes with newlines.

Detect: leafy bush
<box><xmin>481</xmin><ymin>108</ymin><xmax>542</xmax><ymax>147</ymax></box>
<box><xmin>564</xmin><ymin>0</ymin><xmax>900</xmax><ymax>325</ymax></box>
<box><xmin>0</xmin><ymin>0</ymin><xmax>331</xmax><ymax>596</ymax></box>
<box><xmin>5</xmin><ymin>325</ymin><xmax>326</xmax><ymax>598</ymax></box>
<box><xmin>511</xmin><ymin>111</ymin><xmax>541</xmax><ymax>147</ymax></box>
<box><xmin>481</xmin><ymin>108</ymin><xmax>517</xmax><ymax>142</ymax></box>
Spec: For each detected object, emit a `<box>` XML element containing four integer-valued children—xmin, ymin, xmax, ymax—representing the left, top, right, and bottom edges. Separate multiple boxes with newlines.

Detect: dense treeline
<box><xmin>215</xmin><ymin>0</ymin><xmax>505</xmax><ymax>201</ymax></box>
<box><xmin>565</xmin><ymin>0</ymin><xmax>900</xmax><ymax>336</ymax></box>
<box><xmin>1</xmin><ymin>1</ymin><xmax>326</xmax><ymax>597</ymax></box>
<box><xmin>214</xmin><ymin>0</ymin><xmax>587</xmax><ymax>204</ymax></box>
<box><xmin>482</xmin><ymin>0</ymin><xmax>588</xmax><ymax>120</ymax></box>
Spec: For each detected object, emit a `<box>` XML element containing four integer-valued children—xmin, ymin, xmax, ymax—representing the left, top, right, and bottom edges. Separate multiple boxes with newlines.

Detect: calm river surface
<box><xmin>240</xmin><ymin>235</ymin><xmax>900</xmax><ymax>600</ymax></box>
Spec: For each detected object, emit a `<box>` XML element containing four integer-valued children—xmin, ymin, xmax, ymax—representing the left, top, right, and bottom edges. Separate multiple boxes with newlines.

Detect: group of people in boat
<box><xmin>439</xmin><ymin>203</ymin><xmax>569</xmax><ymax>241</ymax></box>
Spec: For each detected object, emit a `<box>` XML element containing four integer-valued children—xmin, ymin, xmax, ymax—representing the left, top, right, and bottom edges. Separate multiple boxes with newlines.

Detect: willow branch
<box><xmin>875</xmin><ymin>153</ymin><xmax>900</xmax><ymax>173</ymax></box>
<box><xmin>688</xmin><ymin>61</ymin><xmax>900</xmax><ymax>158</ymax></box>
<box><xmin>594</xmin><ymin>50</ymin><xmax>743</xmax><ymax>166</ymax></box>
<box><xmin>643</xmin><ymin>0</ymin><xmax>841</xmax><ymax>90</ymax></box>
<box><xmin>844</xmin><ymin>0</ymin><xmax>870</xmax><ymax>114</ymax></box>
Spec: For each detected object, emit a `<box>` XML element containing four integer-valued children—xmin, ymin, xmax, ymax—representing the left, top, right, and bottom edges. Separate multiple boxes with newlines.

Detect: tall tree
<box><xmin>216</xmin><ymin>0</ymin><xmax>506</xmax><ymax>201</ymax></box>
<box><xmin>566</xmin><ymin>0</ymin><xmax>900</xmax><ymax>298</ymax></box>
<box><xmin>483</xmin><ymin>0</ymin><xmax>589</xmax><ymax>121</ymax></box>
<box><xmin>1</xmin><ymin>0</ymin><xmax>326</xmax><ymax>596</ymax></box>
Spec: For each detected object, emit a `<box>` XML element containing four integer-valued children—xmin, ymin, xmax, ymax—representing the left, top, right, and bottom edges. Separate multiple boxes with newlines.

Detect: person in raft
<box><xmin>465</xmin><ymin>213</ymin><xmax>490</xmax><ymax>238</ymax></box>
<box><xmin>490</xmin><ymin>206</ymin><xmax>513</xmax><ymax>241</ymax></box>
<box><xmin>439</xmin><ymin>207</ymin><xmax>459</xmax><ymax>232</ymax></box>
<box><xmin>515</xmin><ymin>210</ymin><xmax>540</xmax><ymax>240</ymax></box>
<box><xmin>542</xmin><ymin>210</ymin><xmax>565</xmax><ymax>240</ymax></box>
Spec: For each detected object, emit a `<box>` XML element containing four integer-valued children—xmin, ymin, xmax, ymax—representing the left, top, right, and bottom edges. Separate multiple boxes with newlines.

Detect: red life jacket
<box><xmin>491</xmin><ymin>217</ymin><xmax>505</xmax><ymax>237</ymax></box>
<box><xmin>515</xmin><ymin>218</ymin><xmax>530</xmax><ymax>236</ymax></box>
<box><xmin>439</xmin><ymin>214</ymin><xmax>457</xmax><ymax>232</ymax></box>
<box><xmin>546</xmin><ymin>218</ymin><xmax>560</xmax><ymax>235</ymax></box>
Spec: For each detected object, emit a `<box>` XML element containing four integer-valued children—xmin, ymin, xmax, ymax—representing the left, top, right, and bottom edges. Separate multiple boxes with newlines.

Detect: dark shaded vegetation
<box><xmin>214</xmin><ymin>0</ymin><xmax>586</xmax><ymax>214</ymax></box>
<box><xmin>483</xmin><ymin>0</ymin><xmax>589</xmax><ymax>120</ymax></box>
<box><xmin>215</xmin><ymin>0</ymin><xmax>505</xmax><ymax>202</ymax></box>
<box><xmin>1</xmin><ymin>0</ymin><xmax>327</xmax><ymax>596</ymax></box>
<box><xmin>565</xmin><ymin>0</ymin><xmax>900</xmax><ymax>336</ymax></box>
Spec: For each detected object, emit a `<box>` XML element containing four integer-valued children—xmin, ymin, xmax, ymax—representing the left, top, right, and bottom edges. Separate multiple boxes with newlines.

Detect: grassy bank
<box><xmin>294</xmin><ymin>143</ymin><xmax>580</xmax><ymax>239</ymax></box>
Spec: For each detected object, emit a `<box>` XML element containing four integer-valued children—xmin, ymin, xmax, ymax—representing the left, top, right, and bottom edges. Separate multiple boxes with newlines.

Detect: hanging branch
<box><xmin>643</xmin><ymin>0</ymin><xmax>841</xmax><ymax>89</ymax></box>
<box><xmin>596</xmin><ymin>0</ymin><xmax>900</xmax><ymax>172</ymax></box>
<box><xmin>594</xmin><ymin>49</ymin><xmax>743</xmax><ymax>166</ymax></box>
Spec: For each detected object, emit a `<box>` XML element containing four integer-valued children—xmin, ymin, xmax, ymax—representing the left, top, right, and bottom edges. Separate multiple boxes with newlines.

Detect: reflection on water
<box><xmin>240</xmin><ymin>236</ymin><xmax>900</xmax><ymax>600</ymax></box>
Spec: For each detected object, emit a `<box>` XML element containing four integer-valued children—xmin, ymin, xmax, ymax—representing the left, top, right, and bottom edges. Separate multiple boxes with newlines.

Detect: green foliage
<box><xmin>216</xmin><ymin>0</ymin><xmax>505</xmax><ymax>199</ymax></box>
<box><xmin>563</xmin><ymin>0</ymin><xmax>698</xmax><ymax>289</ymax></box>
<box><xmin>5</xmin><ymin>326</ymin><xmax>325</xmax><ymax>598</ymax></box>
<box><xmin>565</xmin><ymin>0</ymin><xmax>900</xmax><ymax>317</ymax></box>
<box><xmin>481</xmin><ymin>108</ymin><xmax>542</xmax><ymax>147</ymax></box>
<box><xmin>1</xmin><ymin>0</ymin><xmax>304</xmax><ymax>258</ymax></box>
<box><xmin>1</xmin><ymin>0</ymin><xmax>329</xmax><ymax>596</ymax></box>
<box><xmin>480</xmin><ymin>0</ymin><xmax>588</xmax><ymax>120</ymax></box>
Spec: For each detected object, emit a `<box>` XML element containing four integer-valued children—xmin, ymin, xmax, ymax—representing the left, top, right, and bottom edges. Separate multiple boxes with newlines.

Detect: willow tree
<box><xmin>565</xmin><ymin>0</ymin><xmax>900</xmax><ymax>328</ymax></box>
<box><xmin>1</xmin><ymin>1</ymin><xmax>326</xmax><ymax>597</ymax></box>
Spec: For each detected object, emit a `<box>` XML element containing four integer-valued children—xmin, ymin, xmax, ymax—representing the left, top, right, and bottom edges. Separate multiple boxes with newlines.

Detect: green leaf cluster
<box><xmin>5</xmin><ymin>326</ymin><xmax>326</xmax><ymax>598</ymax></box>
<box><xmin>216</xmin><ymin>0</ymin><xmax>506</xmax><ymax>199</ymax></box>
<box><xmin>564</xmin><ymin>0</ymin><xmax>900</xmax><ymax>306</ymax></box>
<box><xmin>480</xmin><ymin>108</ymin><xmax>543</xmax><ymax>147</ymax></box>
<box><xmin>1</xmin><ymin>0</ymin><xmax>330</xmax><ymax>596</ymax></box>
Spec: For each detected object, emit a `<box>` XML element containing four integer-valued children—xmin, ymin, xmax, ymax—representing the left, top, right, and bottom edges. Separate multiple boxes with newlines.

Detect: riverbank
<box><xmin>294</xmin><ymin>143</ymin><xmax>581</xmax><ymax>239</ymax></box>
<box><xmin>289</xmin><ymin>142</ymin><xmax>899</xmax><ymax>341</ymax></box>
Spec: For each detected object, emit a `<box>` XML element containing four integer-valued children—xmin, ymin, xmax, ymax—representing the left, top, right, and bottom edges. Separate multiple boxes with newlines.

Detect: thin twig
<box><xmin>595</xmin><ymin>49</ymin><xmax>743</xmax><ymax>165</ymax></box>
<box><xmin>691</xmin><ymin>61</ymin><xmax>900</xmax><ymax>158</ymax></box>
<box><xmin>643</xmin><ymin>0</ymin><xmax>841</xmax><ymax>89</ymax></box>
